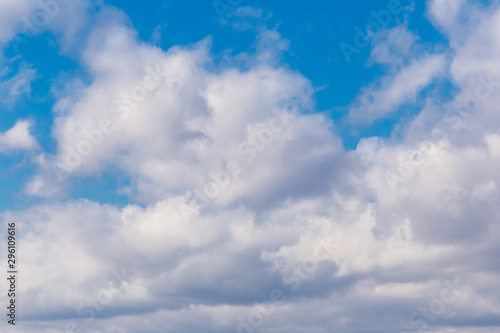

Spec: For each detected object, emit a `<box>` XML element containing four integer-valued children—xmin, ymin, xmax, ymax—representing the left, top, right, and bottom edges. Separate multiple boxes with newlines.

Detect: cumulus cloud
<box><xmin>26</xmin><ymin>10</ymin><xmax>346</xmax><ymax>210</ymax></box>
<box><xmin>0</xmin><ymin>119</ymin><xmax>38</xmax><ymax>153</ymax></box>
<box><xmin>5</xmin><ymin>1</ymin><xmax>500</xmax><ymax>332</ymax></box>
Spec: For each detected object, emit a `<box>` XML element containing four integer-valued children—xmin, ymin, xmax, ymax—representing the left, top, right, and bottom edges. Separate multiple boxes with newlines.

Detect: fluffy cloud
<box><xmin>5</xmin><ymin>1</ymin><xmax>500</xmax><ymax>332</ymax></box>
<box><xmin>26</xmin><ymin>10</ymin><xmax>347</xmax><ymax>210</ymax></box>
<box><xmin>0</xmin><ymin>119</ymin><xmax>38</xmax><ymax>153</ymax></box>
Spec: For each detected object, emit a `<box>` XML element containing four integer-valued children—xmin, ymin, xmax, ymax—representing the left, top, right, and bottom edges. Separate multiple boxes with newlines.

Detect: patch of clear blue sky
<box><xmin>0</xmin><ymin>0</ymin><xmax>454</xmax><ymax>210</ymax></box>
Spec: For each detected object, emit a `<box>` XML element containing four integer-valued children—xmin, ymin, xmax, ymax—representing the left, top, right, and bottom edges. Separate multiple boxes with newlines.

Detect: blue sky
<box><xmin>0</xmin><ymin>0</ymin><xmax>450</xmax><ymax>210</ymax></box>
<box><xmin>2</xmin><ymin>0</ymin><xmax>500</xmax><ymax>332</ymax></box>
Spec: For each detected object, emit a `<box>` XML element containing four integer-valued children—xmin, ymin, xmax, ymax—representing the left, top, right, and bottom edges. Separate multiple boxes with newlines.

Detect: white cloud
<box><xmin>7</xmin><ymin>1</ymin><xmax>500</xmax><ymax>332</ymax></box>
<box><xmin>369</xmin><ymin>24</ymin><xmax>418</xmax><ymax>68</ymax></box>
<box><xmin>428</xmin><ymin>0</ymin><xmax>468</xmax><ymax>36</ymax></box>
<box><xmin>348</xmin><ymin>24</ymin><xmax>447</xmax><ymax>124</ymax></box>
<box><xmin>0</xmin><ymin>61</ymin><xmax>36</xmax><ymax>106</ymax></box>
<box><xmin>0</xmin><ymin>0</ymin><xmax>41</xmax><ymax>43</ymax></box>
<box><xmin>350</xmin><ymin>53</ymin><xmax>446</xmax><ymax>123</ymax></box>
<box><xmin>0</xmin><ymin>119</ymin><xmax>38</xmax><ymax>153</ymax></box>
<box><xmin>25</xmin><ymin>15</ymin><xmax>344</xmax><ymax>209</ymax></box>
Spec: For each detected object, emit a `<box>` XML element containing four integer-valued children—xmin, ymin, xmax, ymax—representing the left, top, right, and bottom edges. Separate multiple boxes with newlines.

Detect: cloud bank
<box><xmin>1</xmin><ymin>1</ymin><xmax>500</xmax><ymax>332</ymax></box>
